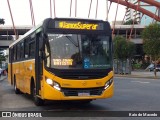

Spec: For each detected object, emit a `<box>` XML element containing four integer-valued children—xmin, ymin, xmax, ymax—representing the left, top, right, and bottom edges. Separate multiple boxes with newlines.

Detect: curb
<box><xmin>115</xmin><ymin>75</ymin><xmax>160</xmax><ymax>79</ymax></box>
<box><xmin>0</xmin><ymin>76</ymin><xmax>7</xmax><ymax>82</ymax></box>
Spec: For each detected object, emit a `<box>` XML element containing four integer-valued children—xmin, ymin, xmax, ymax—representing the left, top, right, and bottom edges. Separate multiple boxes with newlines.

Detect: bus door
<box><xmin>35</xmin><ymin>32</ymin><xmax>43</xmax><ymax>96</ymax></box>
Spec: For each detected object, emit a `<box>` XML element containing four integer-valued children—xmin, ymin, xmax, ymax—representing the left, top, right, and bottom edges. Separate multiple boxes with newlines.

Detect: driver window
<box><xmin>45</xmin><ymin>44</ymin><xmax>50</xmax><ymax>67</ymax></box>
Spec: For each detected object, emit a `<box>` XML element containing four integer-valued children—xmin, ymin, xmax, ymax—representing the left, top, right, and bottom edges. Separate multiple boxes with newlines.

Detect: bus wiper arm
<box><xmin>66</xmin><ymin>36</ymin><xmax>78</xmax><ymax>47</ymax></box>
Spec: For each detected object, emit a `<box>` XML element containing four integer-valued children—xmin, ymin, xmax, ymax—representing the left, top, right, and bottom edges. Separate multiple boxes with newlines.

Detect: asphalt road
<box><xmin>0</xmin><ymin>77</ymin><xmax>160</xmax><ymax>120</ymax></box>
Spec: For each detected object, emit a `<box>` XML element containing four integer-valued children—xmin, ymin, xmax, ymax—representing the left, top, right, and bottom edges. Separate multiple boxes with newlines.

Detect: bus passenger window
<box><xmin>29</xmin><ymin>41</ymin><xmax>35</xmax><ymax>58</ymax></box>
<box><xmin>17</xmin><ymin>43</ymin><xmax>21</xmax><ymax>60</ymax></box>
<box><xmin>20</xmin><ymin>42</ymin><xmax>24</xmax><ymax>59</ymax></box>
<box><xmin>13</xmin><ymin>46</ymin><xmax>17</xmax><ymax>61</ymax></box>
<box><xmin>24</xmin><ymin>38</ymin><xmax>29</xmax><ymax>58</ymax></box>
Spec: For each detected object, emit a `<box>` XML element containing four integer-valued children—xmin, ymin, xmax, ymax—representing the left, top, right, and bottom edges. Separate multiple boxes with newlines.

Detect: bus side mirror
<box><xmin>40</xmin><ymin>51</ymin><xmax>45</xmax><ymax>59</ymax></box>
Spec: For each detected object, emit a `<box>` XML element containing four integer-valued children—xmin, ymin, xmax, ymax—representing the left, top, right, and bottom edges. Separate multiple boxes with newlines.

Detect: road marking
<box><xmin>131</xmin><ymin>81</ymin><xmax>150</xmax><ymax>84</ymax></box>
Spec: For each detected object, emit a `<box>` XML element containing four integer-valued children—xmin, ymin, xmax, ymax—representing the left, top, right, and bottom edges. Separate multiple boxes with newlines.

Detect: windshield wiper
<box><xmin>66</xmin><ymin>36</ymin><xmax>78</xmax><ymax>47</ymax></box>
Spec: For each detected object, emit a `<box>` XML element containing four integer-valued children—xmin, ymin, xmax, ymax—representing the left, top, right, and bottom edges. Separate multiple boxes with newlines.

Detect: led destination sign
<box><xmin>53</xmin><ymin>59</ymin><xmax>73</xmax><ymax>66</ymax></box>
<box><xmin>55</xmin><ymin>21</ymin><xmax>102</xmax><ymax>30</ymax></box>
<box><xmin>59</xmin><ymin>21</ymin><xmax>98</xmax><ymax>30</ymax></box>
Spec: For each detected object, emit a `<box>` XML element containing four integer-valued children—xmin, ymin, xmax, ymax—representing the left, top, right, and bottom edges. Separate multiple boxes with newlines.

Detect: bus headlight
<box><xmin>46</xmin><ymin>78</ymin><xmax>61</xmax><ymax>91</ymax></box>
<box><xmin>104</xmin><ymin>78</ymin><xmax>113</xmax><ymax>90</ymax></box>
<box><xmin>46</xmin><ymin>78</ymin><xmax>54</xmax><ymax>85</ymax></box>
<box><xmin>53</xmin><ymin>81</ymin><xmax>61</xmax><ymax>91</ymax></box>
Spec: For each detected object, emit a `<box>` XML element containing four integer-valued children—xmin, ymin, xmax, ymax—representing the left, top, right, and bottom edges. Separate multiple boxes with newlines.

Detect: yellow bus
<box><xmin>8</xmin><ymin>18</ymin><xmax>114</xmax><ymax>106</ymax></box>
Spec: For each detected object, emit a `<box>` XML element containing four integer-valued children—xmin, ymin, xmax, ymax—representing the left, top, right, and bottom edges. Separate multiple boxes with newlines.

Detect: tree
<box><xmin>0</xmin><ymin>18</ymin><xmax>5</xmax><ymax>25</ymax></box>
<box><xmin>113</xmin><ymin>36</ymin><xmax>135</xmax><ymax>60</ymax></box>
<box><xmin>0</xmin><ymin>54</ymin><xmax>6</xmax><ymax>68</ymax></box>
<box><xmin>113</xmin><ymin>36</ymin><xmax>135</xmax><ymax>74</ymax></box>
<box><xmin>142</xmin><ymin>23</ymin><xmax>160</xmax><ymax>60</ymax></box>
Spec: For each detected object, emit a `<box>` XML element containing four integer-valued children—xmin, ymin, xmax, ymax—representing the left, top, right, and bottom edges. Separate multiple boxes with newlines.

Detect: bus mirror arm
<box><xmin>39</xmin><ymin>51</ymin><xmax>45</xmax><ymax>59</ymax></box>
<box><xmin>39</xmin><ymin>44</ymin><xmax>44</xmax><ymax>51</ymax></box>
<box><xmin>39</xmin><ymin>38</ymin><xmax>44</xmax><ymax>51</ymax></box>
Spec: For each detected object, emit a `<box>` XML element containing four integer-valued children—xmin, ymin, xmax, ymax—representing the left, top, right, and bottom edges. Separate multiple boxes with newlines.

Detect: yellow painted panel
<box><xmin>8</xmin><ymin>63</ymin><xmax>11</xmax><ymax>84</ymax></box>
<box><xmin>10</xmin><ymin>59</ymin><xmax>35</xmax><ymax>94</ymax></box>
<box><xmin>41</xmin><ymin>69</ymin><xmax>114</xmax><ymax>100</ymax></box>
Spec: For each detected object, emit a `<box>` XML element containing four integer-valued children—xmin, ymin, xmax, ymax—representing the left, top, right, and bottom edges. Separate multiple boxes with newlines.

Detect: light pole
<box><xmin>106</xmin><ymin>0</ymin><xmax>108</xmax><ymax>21</ymax></box>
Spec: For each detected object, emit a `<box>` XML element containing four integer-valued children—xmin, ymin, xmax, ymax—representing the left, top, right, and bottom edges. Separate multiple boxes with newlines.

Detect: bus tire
<box><xmin>14</xmin><ymin>76</ymin><xmax>21</xmax><ymax>94</ymax></box>
<box><xmin>31</xmin><ymin>82</ymin><xmax>44</xmax><ymax>106</ymax></box>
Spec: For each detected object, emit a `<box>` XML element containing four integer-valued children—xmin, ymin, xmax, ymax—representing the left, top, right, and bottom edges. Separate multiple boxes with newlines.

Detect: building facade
<box><xmin>125</xmin><ymin>0</ymin><xmax>160</xmax><ymax>25</ymax></box>
<box><xmin>125</xmin><ymin>0</ymin><xmax>141</xmax><ymax>23</ymax></box>
<box><xmin>140</xmin><ymin>0</ymin><xmax>160</xmax><ymax>25</ymax></box>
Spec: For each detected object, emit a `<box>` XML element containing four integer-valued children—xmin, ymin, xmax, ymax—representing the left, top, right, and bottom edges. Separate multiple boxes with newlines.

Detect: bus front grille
<box><xmin>49</xmin><ymin>68</ymin><xmax>112</xmax><ymax>80</ymax></box>
<box><xmin>61</xmin><ymin>87</ymin><xmax>104</xmax><ymax>96</ymax></box>
<box><xmin>58</xmin><ymin>70</ymin><xmax>108</xmax><ymax>80</ymax></box>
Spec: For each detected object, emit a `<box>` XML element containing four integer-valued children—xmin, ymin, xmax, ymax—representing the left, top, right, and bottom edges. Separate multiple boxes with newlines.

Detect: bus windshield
<box><xmin>45</xmin><ymin>33</ymin><xmax>112</xmax><ymax>69</ymax></box>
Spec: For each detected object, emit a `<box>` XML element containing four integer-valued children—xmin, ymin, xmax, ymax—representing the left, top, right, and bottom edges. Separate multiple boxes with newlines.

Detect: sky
<box><xmin>0</xmin><ymin>0</ymin><xmax>126</xmax><ymax>26</ymax></box>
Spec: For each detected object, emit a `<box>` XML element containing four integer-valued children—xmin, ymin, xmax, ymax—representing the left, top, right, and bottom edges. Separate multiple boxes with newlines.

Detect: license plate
<box><xmin>78</xmin><ymin>92</ymin><xmax>90</xmax><ymax>96</ymax></box>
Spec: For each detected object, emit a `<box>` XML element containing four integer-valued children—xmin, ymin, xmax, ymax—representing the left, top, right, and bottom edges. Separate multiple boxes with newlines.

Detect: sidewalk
<box><xmin>0</xmin><ymin>75</ymin><xmax>7</xmax><ymax>81</ymax></box>
<box><xmin>115</xmin><ymin>70</ymin><xmax>160</xmax><ymax>79</ymax></box>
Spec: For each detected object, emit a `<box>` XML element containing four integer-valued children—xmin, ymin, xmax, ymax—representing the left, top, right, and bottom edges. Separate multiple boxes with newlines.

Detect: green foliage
<box><xmin>0</xmin><ymin>18</ymin><xmax>5</xmax><ymax>25</ymax></box>
<box><xmin>142</xmin><ymin>23</ymin><xmax>160</xmax><ymax>41</ymax></box>
<box><xmin>142</xmin><ymin>23</ymin><xmax>160</xmax><ymax>60</ymax></box>
<box><xmin>133</xmin><ymin>63</ymin><xmax>141</xmax><ymax>69</ymax></box>
<box><xmin>0</xmin><ymin>54</ymin><xmax>6</xmax><ymax>66</ymax></box>
<box><xmin>113</xmin><ymin>36</ymin><xmax>135</xmax><ymax>60</ymax></box>
<box><xmin>123</xmin><ymin>19</ymin><xmax>138</xmax><ymax>25</ymax></box>
<box><xmin>143</xmin><ymin>40</ymin><xmax>160</xmax><ymax>60</ymax></box>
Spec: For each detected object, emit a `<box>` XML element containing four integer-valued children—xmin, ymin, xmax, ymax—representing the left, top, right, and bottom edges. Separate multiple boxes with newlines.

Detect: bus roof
<box><xmin>9</xmin><ymin>22</ymin><xmax>42</xmax><ymax>47</ymax></box>
<box><xmin>9</xmin><ymin>17</ymin><xmax>111</xmax><ymax>48</ymax></box>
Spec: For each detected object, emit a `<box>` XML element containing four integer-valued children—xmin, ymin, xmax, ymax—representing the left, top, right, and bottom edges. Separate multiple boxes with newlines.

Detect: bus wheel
<box><xmin>14</xmin><ymin>78</ymin><xmax>20</xmax><ymax>94</ymax></box>
<box><xmin>31</xmin><ymin>83</ymin><xmax>44</xmax><ymax>106</ymax></box>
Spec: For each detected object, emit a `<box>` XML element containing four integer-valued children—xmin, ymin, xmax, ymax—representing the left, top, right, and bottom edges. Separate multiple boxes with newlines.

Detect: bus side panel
<box><xmin>23</xmin><ymin>60</ymin><xmax>35</xmax><ymax>94</ymax></box>
<box><xmin>18</xmin><ymin>62</ymin><xmax>24</xmax><ymax>92</ymax></box>
<box><xmin>12</xmin><ymin>63</ymin><xmax>20</xmax><ymax>89</ymax></box>
<box><xmin>14</xmin><ymin>62</ymin><xmax>24</xmax><ymax>92</ymax></box>
<box><xmin>8</xmin><ymin>63</ymin><xmax>11</xmax><ymax>84</ymax></box>
<box><xmin>11</xmin><ymin>60</ymin><xmax>35</xmax><ymax>94</ymax></box>
<box><xmin>8</xmin><ymin>48</ymin><xmax>13</xmax><ymax>85</ymax></box>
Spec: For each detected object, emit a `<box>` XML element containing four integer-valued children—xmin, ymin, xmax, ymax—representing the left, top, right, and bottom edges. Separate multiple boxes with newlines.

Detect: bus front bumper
<box><xmin>42</xmin><ymin>81</ymin><xmax>114</xmax><ymax>101</ymax></box>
